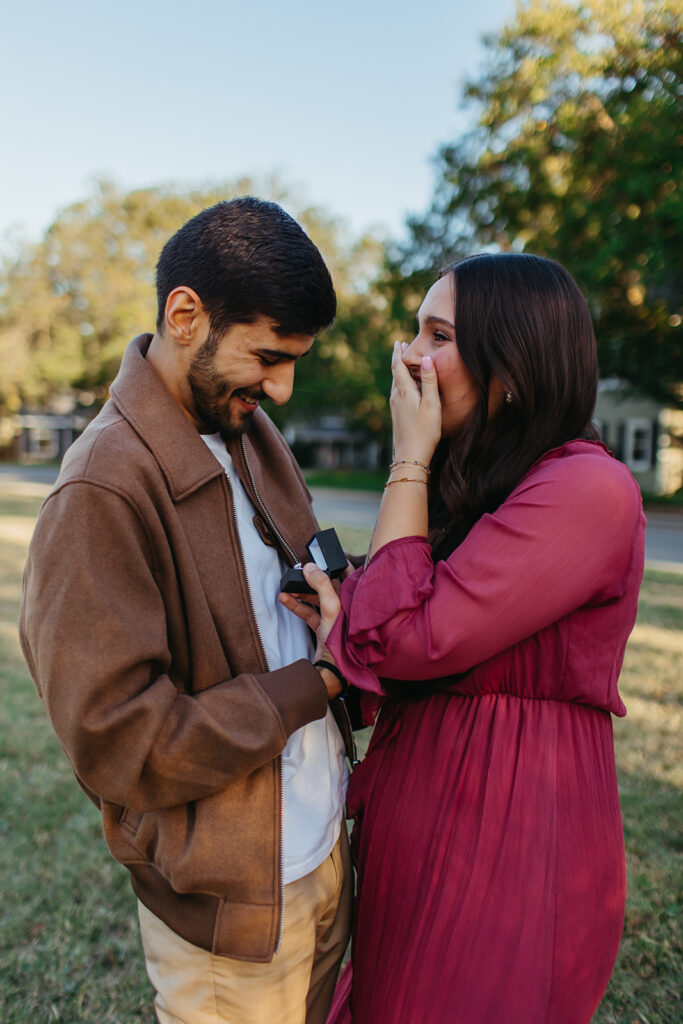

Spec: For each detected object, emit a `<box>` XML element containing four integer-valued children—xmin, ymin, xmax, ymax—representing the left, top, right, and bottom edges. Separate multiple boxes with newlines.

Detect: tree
<box><xmin>0</xmin><ymin>179</ymin><xmax>391</xmax><ymax>436</ymax></box>
<box><xmin>395</xmin><ymin>0</ymin><xmax>683</xmax><ymax>404</ymax></box>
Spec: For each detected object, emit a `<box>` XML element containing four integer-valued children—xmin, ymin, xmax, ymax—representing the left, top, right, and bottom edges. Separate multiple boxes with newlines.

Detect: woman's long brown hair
<box><xmin>428</xmin><ymin>253</ymin><xmax>599</xmax><ymax>560</ymax></box>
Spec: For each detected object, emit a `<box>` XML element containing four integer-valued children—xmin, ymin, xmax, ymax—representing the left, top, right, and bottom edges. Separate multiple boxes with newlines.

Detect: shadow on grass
<box><xmin>0</xmin><ymin>517</ymin><xmax>680</xmax><ymax>1022</ymax></box>
<box><xmin>0</xmin><ymin>495</ymin><xmax>47</xmax><ymax>519</ymax></box>
<box><xmin>0</xmin><ymin>675</ymin><xmax>155</xmax><ymax>1023</ymax></box>
<box><xmin>635</xmin><ymin>602</ymin><xmax>683</xmax><ymax>632</ymax></box>
<box><xmin>594</xmin><ymin>770</ymin><xmax>682</xmax><ymax>1024</ymax></box>
<box><xmin>2</xmin><ymin>676</ymin><xmax>680</xmax><ymax>1023</ymax></box>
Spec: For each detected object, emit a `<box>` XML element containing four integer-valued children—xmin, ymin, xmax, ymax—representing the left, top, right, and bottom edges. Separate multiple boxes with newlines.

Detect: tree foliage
<box><xmin>0</xmin><ymin>178</ymin><xmax>392</xmax><ymax>439</ymax></box>
<box><xmin>396</xmin><ymin>0</ymin><xmax>683</xmax><ymax>404</ymax></box>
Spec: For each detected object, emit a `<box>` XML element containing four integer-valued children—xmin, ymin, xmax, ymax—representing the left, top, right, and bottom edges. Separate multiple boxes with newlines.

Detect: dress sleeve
<box><xmin>327</xmin><ymin>450</ymin><xmax>644</xmax><ymax>693</ymax></box>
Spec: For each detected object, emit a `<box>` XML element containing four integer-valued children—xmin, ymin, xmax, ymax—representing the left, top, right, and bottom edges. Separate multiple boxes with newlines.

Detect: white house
<box><xmin>594</xmin><ymin>379</ymin><xmax>683</xmax><ymax>495</ymax></box>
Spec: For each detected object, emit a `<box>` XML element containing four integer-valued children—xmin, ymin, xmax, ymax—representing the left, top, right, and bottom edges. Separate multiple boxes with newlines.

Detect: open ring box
<box><xmin>279</xmin><ymin>528</ymin><xmax>347</xmax><ymax>594</ymax></box>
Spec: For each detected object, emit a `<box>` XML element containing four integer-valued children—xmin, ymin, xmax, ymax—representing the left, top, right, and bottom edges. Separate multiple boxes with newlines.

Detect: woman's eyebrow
<box><xmin>416</xmin><ymin>314</ymin><xmax>455</xmax><ymax>331</ymax></box>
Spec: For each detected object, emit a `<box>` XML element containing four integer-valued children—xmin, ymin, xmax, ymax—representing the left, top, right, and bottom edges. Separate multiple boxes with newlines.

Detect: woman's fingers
<box><xmin>391</xmin><ymin>340</ymin><xmax>412</xmax><ymax>382</ymax></box>
<box><xmin>389</xmin><ymin>344</ymin><xmax>442</xmax><ymax>465</ymax></box>
<box><xmin>418</xmin><ymin>355</ymin><xmax>442</xmax><ymax>444</ymax></box>
<box><xmin>419</xmin><ymin>356</ymin><xmax>438</xmax><ymax>404</ymax></box>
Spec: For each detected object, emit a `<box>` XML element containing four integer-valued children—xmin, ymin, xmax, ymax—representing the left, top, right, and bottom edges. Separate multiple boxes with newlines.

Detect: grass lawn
<box><xmin>1</xmin><ymin>490</ymin><xmax>681</xmax><ymax>1023</ymax></box>
<box><xmin>304</xmin><ymin>468</ymin><xmax>387</xmax><ymax>492</ymax></box>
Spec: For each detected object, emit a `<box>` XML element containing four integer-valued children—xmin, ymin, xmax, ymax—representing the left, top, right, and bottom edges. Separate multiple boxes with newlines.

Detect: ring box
<box><xmin>280</xmin><ymin>528</ymin><xmax>347</xmax><ymax>594</ymax></box>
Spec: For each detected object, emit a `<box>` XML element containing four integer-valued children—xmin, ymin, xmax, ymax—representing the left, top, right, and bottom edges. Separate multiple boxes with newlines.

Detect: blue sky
<box><xmin>2</xmin><ymin>0</ymin><xmax>520</xmax><ymax>245</ymax></box>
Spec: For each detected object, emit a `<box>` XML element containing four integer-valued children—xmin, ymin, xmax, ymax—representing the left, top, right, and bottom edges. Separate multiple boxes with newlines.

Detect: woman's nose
<box><xmin>402</xmin><ymin>338</ymin><xmax>422</xmax><ymax>369</ymax></box>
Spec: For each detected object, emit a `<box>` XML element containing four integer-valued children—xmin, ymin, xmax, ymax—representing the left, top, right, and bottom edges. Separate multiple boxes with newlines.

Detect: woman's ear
<box><xmin>488</xmin><ymin>377</ymin><xmax>509</xmax><ymax>417</ymax></box>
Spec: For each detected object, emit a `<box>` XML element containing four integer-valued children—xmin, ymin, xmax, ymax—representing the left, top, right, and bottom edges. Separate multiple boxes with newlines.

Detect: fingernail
<box><xmin>422</xmin><ymin>356</ymin><xmax>433</xmax><ymax>371</ymax></box>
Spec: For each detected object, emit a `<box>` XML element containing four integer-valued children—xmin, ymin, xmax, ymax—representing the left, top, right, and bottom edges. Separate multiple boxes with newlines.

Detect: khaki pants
<box><xmin>138</xmin><ymin>831</ymin><xmax>352</xmax><ymax>1024</ymax></box>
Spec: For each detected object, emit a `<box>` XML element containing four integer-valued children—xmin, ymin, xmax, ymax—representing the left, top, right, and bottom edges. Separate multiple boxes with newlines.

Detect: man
<box><xmin>19</xmin><ymin>197</ymin><xmax>352</xmax><ymax>1024</ymax></box>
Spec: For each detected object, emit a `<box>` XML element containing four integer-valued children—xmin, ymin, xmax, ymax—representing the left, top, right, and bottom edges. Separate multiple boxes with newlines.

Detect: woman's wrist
<box><xmin>391</xmin><ymin>455</ymin><xmax>430</xmax><ymax>469</ymax></box>
<box><xmin>386</xmin><ymin>456</ymin><xmax>430</xmax><ymax>489</ymax></box>
<box><xmin>390</xmin><ymin>455</ymin><xmax>431</xmax><ymax>473</ymax></box>
<box><xmin>384</xmin><ymin>476</ymin><xmax>428</xmax><ymax>489</ymax></box>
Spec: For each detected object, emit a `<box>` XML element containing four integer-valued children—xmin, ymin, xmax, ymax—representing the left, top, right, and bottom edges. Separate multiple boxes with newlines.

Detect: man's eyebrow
<box><xmin>256</xmin><ymin>348</ymin><xmax>310</xmax><ymax>361</ymax></box>
<box><xmin>416</xmin><ymin>314</ymin><xmax>455</xmax><ymax>331</ymax></box>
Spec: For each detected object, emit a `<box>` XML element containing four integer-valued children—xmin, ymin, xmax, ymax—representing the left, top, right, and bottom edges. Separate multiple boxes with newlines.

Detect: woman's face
<box><xmin>402</xmin><ymin>275</ymin><xmax>476</xmax><ymax>438</ymax></box>
<box><xmin>403</xmin><ymin>274</ymin><xmax>505</xmax><ymax>438</ymax></box>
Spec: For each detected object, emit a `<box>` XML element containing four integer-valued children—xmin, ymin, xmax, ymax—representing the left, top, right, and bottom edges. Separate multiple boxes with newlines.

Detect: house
<box><xmin>12</xmin><ymin>394</ymin><xmax>96</xmax><ymax>464</ymax></box>
<box><xmin>594</xmin><ymin>379</ymin><xmax>683</xmax><ymax>495</ymax></box>
<box><xmin>282</xmin><ymin>415</ymin><xmax>380</xmax><ymax>470</ymax></box>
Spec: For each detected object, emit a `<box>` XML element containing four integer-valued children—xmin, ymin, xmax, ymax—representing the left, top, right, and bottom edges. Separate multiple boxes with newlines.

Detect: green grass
<box><xmin>604</xmin><ymin>569</ymin><xmax>683</xmax><ymax>1023</ymax></box>
<box><xmin>303</xmin><ymin>468</ymin><xmax>386</xmax><ymax>492</ymax></box>
<box><xmin>641</xmin><ymin>490</ymin><xmax>683</xmax><ymax>509</ymax></box>
<box><xmin>1</xmin><ymin>490</ymin><xmax>681</xmax><ymax>1022</ymax></box>
<box><xmin>0</xmin><ymin>493</ymin><xmax>155</xmax><ymax>1023</ymax></box>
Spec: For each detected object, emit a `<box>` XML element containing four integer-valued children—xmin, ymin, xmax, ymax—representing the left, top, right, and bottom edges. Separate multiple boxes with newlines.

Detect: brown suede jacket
<box><xmin>19</xmin><ymin>334</ymin><xmax>330</xmax><ymax>961</ymax></box>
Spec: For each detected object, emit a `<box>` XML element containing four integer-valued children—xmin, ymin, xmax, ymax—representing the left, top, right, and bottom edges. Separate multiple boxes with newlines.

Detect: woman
<box><xmin>281</xmin><ymin>253</ymin><xmax>645</xmax><ymax>1023</ymax></box>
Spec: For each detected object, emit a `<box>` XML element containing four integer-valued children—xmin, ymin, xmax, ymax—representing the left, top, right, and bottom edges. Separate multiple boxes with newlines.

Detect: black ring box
<box><xmin>279</xmin><ymin>528</ymin><xmax>347</xmax><ymax>594</ymax></box>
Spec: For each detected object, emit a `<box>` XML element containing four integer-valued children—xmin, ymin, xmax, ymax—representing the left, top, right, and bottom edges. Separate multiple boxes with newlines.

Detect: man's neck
<box><xmin>146</xmin><ymin>332</ymin><xmax>203</xmax><ymax>432</ymax></box>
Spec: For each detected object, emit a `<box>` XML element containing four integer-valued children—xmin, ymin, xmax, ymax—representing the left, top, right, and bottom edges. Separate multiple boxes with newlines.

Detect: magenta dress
<box><xmin>326</xmin><ymin>442</ymin><xmax>645</xmax><ymax>1024</ymax></box>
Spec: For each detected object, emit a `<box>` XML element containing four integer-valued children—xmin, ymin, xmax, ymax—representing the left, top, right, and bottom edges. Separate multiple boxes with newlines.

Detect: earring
<box><xmin>505</xmin><ymin>391</ymin><xmax>513</xmax><ymax>405</ymax></box>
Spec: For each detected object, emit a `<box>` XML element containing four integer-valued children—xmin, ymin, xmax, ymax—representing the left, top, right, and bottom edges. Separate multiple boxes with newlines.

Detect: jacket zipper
<box><xmin>241</xmin><ymin>440</ymin><xmax>358</xmax><ymax>772</ymax></box>
<box><xmin>240</xmin><ymin>437</ymin><xmax>299</xmax><ymax>566</ymax></box>
<box><xmin>241</xmin><ymin>438</ymin><xmax>309</xmax><ymax>949</ymax></box>
<box><xmin>222</xmin><ymin>468</ymin><xmax>286</xmax><ymax>956</ymax></box>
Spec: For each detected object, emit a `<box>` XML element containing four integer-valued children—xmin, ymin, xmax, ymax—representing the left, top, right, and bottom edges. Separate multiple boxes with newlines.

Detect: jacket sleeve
<box><xmin>327</xmin><ymin>452</ymin><xmax>644</xmax><ymax>693</ymax></box>
<box><xmin>19</xmin><ymin>481</ymin><xmax>328</xmax><ymax>812</ymax></box>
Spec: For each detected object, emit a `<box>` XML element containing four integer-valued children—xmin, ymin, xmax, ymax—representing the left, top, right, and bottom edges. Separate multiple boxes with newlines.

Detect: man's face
<box><xmin>187</xmin><ymin>317</ymin><xmax>314</xmax><ymax>438</ymax></box>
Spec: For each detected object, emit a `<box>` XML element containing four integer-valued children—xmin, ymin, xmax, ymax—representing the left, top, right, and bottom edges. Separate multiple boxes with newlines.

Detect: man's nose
<box><xmin>262</xmin><ymin>363</ymin><xmax>296</xmax><ymax>406</ymax></box>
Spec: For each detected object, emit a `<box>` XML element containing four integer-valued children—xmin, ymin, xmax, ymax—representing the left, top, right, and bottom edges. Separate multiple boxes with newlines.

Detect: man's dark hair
<box><xmin>429</xmin><ymin>252</ymin><xmax>600</xmax><ymax>558</ymax></box>
<box><xmin>155</xmin><ymin>197</ymin><xmax>336</xmax><ymax>336</ymax></box>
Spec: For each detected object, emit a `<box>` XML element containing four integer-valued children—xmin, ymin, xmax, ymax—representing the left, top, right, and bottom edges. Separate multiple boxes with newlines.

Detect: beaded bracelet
<box><xmin>390</xmin><ymin>457</ymin><xmax>430</xmax><ymax>472</ymax></box>
<box><xmin>314</xmin><ymin>659</ymin><xmax>349</xmax><ymax>694</ymax></box>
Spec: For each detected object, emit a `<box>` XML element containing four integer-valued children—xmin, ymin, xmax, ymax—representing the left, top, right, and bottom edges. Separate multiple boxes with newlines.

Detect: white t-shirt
<box><xmin>201</xmin><ymin>433</ymin><xmax>348</xmax><ymax>883</ymax></box>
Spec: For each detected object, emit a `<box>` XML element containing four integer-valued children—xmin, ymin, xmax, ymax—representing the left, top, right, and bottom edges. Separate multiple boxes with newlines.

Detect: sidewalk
<box><xmin>2</xmin><ymin>465</ymin><xmax>682</xmax><ymax>573</ymax></box>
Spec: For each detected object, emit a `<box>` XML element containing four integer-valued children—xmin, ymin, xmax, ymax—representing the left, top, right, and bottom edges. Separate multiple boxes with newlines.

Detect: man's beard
<box><xmin>188</xmin><ymin>333</ymin><xmax>264</xmax><ymax>441</ymax></box>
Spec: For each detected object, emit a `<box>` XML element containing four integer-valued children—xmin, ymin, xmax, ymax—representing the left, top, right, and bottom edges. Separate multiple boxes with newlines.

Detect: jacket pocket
<box><xmin>101</xmin><ymin>771</ymin><xmax>279</xmax><ymax>902</ymax></box>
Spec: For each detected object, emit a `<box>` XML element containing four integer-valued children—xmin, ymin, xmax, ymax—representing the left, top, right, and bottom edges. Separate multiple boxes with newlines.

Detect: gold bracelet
<box><xmin>389</xmin><ymin>466</ymin><xmax>428</xmax><ymax>477</ymax></box>
<box><xmin>387</xmin><ymin>464</ymin><xmax>428</xmax><ymax>481</ymax></box>
<box><xmin>384</xmin><ymin>477</ymin><xmax>429</xmax><ymax>489</ymax></box>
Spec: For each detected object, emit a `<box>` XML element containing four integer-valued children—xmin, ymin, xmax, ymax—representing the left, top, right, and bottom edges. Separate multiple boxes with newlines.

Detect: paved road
<box><xmin>313</xmin><ymin>487</ymin><xmax>683</xmax><ymax>573</ymax></box>
<box><xmin>312</xmin><ymin>487</ymin><xmax>381</xmax><ymax>531</ymax></box>
<box><xmin>2</xmin><ymin>466</ymin><xmax>682</xmax><ymax>572</ymax></box>
<box><xmin>641</xmin><ymin>510</ymin><xmax>683</xmax><ymax>572</ymax></box>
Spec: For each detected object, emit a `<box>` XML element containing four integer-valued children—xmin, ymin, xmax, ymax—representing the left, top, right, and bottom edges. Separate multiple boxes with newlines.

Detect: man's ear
<box><xmin>164</xmin><ymin>287</ymin><xmax>208</xmax><ymax>347</ymax></box>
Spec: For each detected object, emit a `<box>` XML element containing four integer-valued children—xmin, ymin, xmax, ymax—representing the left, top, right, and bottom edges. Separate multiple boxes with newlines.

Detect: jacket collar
<box><xmin>109</xmin><ymin>334</ymin><xmax>225</xmax><ymax>501</ymax></box>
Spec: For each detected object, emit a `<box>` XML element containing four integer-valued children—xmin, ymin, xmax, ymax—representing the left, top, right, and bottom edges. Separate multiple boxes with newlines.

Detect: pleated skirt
<box><xmin>328</xmin><ymin>691</ymin><xmax>625</xmax><ymax>1024</ymax></box>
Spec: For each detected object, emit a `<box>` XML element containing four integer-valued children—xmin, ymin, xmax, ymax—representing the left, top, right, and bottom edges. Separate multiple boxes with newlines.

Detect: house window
<box><xmin>28</xmin><ymin>427</ymin><xmax>58</xmax><ymax>461</ymax></box>
<box><xmin>624</xmin><ymin>418</ymin><xmax>653</xmax><ymax>472</ymax></box>
<box><xmin>593</xmin><ymin>418</ymin><xmax>607</xmax><ymax>446</ymax></box>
